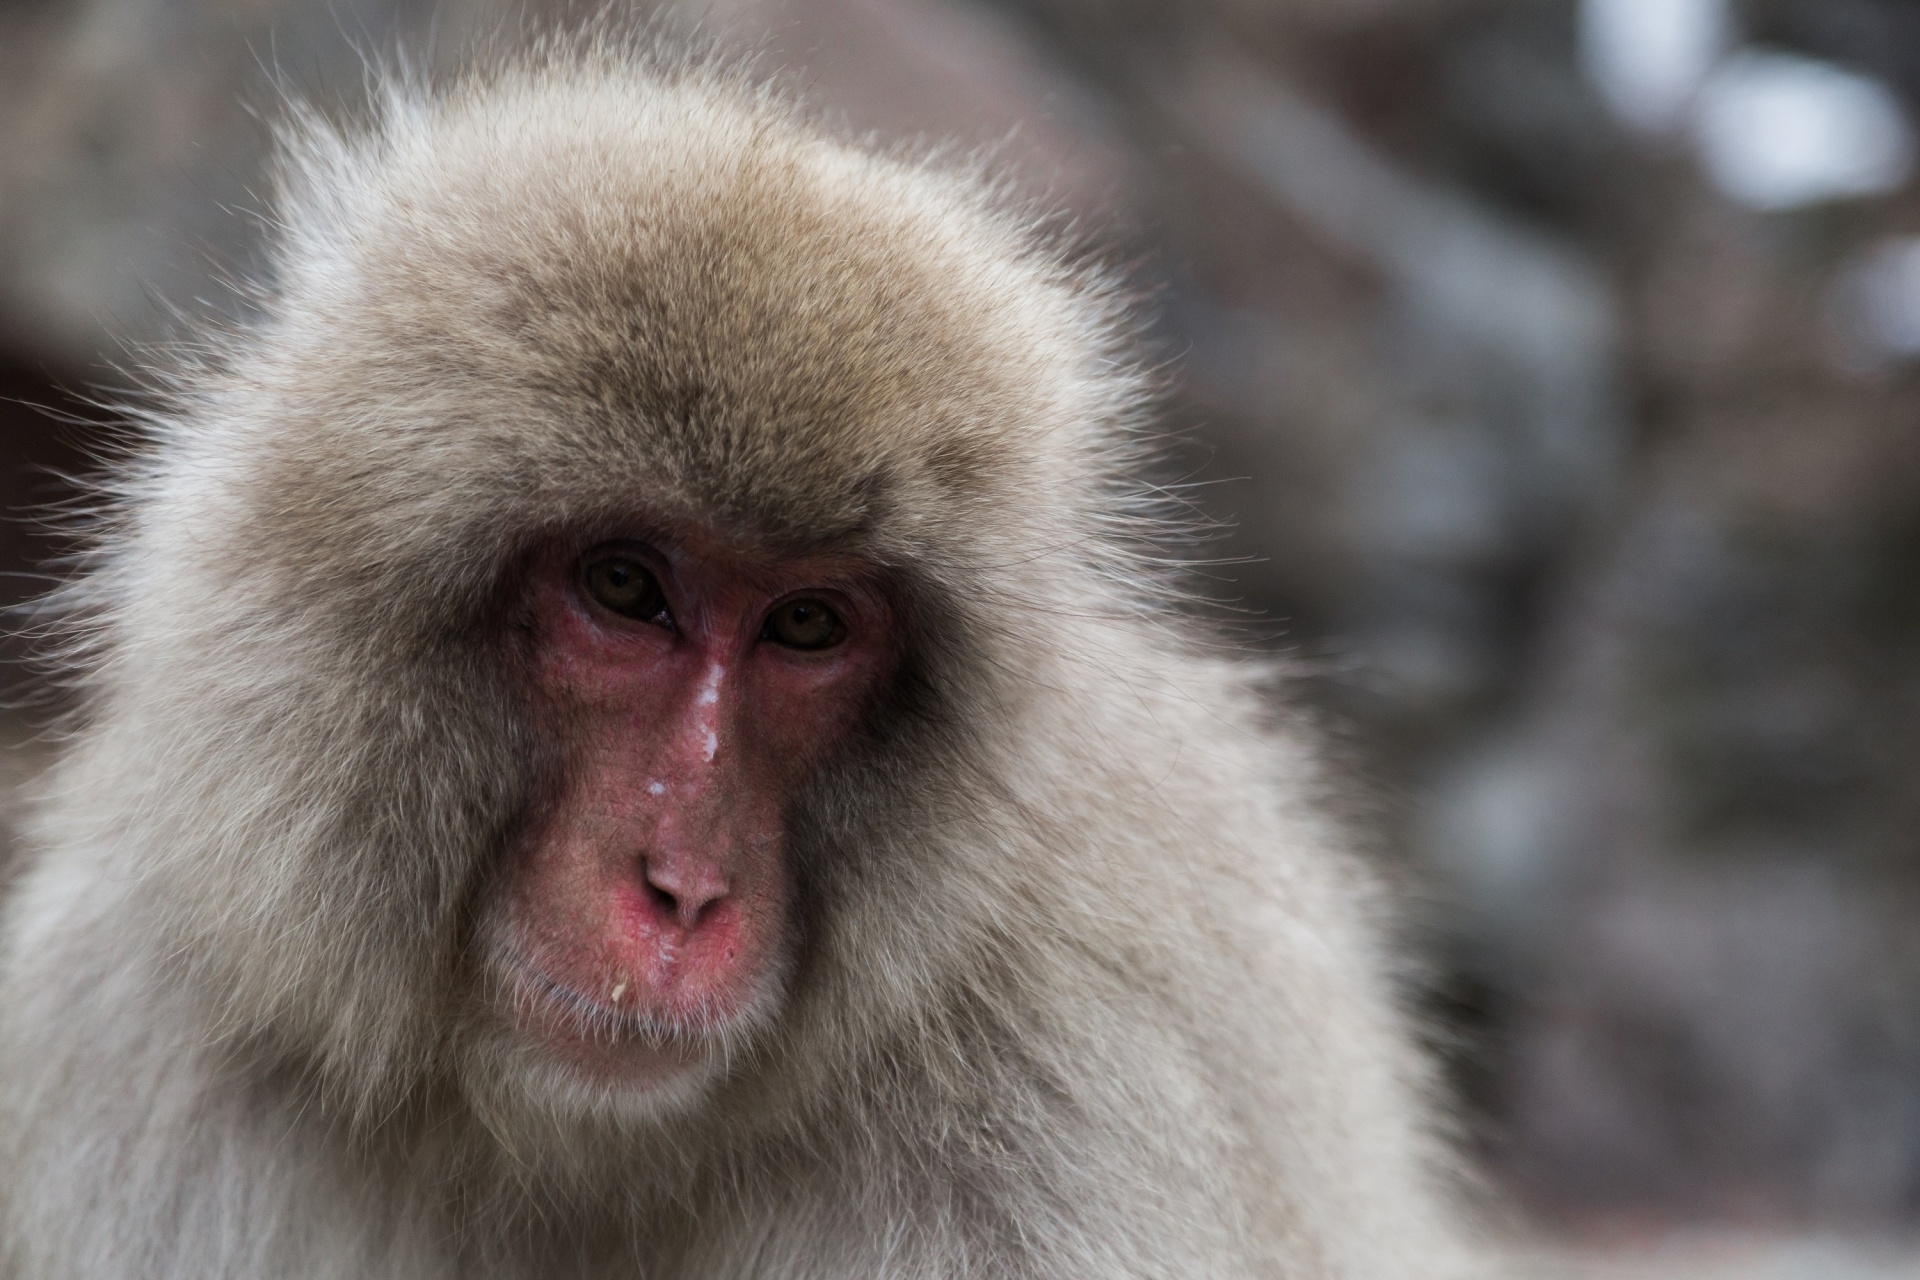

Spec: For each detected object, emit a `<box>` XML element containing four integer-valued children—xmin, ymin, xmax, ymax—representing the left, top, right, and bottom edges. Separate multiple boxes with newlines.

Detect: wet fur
<box><xmin>0</xmin><ymin>38</ymin><xmax>1475</xmax><ymax>1280</ymax></box>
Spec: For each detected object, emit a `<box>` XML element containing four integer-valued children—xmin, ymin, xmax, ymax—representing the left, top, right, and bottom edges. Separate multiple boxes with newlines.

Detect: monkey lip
<box><xmin>496</xmin><ymin>947</ymin><xmax>781</xmax><ymax>1084</ymax></box>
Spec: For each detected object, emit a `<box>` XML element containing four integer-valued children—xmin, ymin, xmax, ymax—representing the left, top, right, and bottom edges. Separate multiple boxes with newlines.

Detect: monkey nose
<box><xmin>640</xmin><ymin>857</ymin><xmax>729</xmax><ymax>930</ymax></box>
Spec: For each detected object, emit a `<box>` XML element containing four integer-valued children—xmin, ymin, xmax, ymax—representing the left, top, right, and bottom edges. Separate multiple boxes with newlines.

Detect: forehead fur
<box><xmin>231</xmin><ymin>55</ymin><xmax>1137</xmax><ymax>562</ymax></box>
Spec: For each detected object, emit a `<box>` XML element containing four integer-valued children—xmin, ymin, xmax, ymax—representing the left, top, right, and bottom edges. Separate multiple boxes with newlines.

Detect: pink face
<box><xmin>495</xmin><ymin>530</ymin><xmax>893</xmax><ymax>1086</ymax></box>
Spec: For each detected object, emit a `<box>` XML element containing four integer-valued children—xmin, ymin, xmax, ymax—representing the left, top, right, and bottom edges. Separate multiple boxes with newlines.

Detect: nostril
<box><xmin>641</xmin><ymin>858</ymin><xmax>726</xmax><ymax>929</ymax></box>
<box><xmin>645</xmin><ymin>881</ymin><xmax>679</xmax><ymax>918</ymax></box>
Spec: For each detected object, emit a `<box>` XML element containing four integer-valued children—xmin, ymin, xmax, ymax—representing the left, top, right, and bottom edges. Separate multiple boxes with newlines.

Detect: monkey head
<box><xmin>51</xmin><ymin>51</ymin><xmax>1146</xmax><ymax>1147</ymax></box>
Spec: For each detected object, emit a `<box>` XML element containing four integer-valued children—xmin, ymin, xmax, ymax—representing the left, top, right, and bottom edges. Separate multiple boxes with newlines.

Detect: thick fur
<box><xmin>0</xmin><ymin>43</ymin><xmax>1473</xmax><ymax>1279</ymax></box>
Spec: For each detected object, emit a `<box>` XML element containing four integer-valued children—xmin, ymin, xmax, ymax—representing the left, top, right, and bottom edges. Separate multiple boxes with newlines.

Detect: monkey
<box><xmin>0</xmin><ymin>39</ymin><xmax>1477</xmax><ymax>1280</ymax></box>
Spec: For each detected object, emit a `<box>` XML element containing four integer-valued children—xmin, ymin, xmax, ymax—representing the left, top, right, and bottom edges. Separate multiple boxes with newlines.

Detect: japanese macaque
<box><xmin>0</xmin><ymin>39</ymin><xmax>1476</xmax><ymax>1280</ymax></box>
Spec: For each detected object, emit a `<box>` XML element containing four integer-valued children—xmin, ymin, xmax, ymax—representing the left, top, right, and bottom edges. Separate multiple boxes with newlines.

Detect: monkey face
<box><xmin>481</xmin><ymin>528</ymin><xmax>895</xmax><ymax>1095</ymax></box>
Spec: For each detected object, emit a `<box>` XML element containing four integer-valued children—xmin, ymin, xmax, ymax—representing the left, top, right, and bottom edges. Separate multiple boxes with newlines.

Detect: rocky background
<box><xmin>5</xmin><ymin>0</ymin><xmax>1920</xmax><ymax>1266</ymax></box>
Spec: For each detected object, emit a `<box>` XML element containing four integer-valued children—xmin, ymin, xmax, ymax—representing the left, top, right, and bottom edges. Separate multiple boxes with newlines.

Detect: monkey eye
<box><xmin>762</xmin><ymin>598</ymin><xmax>844</xmax><ymax>650</ymax></box>
<box><xmin>582</xmin><ymin>553</ymin><xmax>670</xmax><ymax>623</ymax></box>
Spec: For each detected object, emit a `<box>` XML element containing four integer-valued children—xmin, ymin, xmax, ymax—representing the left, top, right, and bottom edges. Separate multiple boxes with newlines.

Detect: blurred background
<box><xmin>4</xmin><ymin>0</ymin><xmax>1920</xmax><ymax>1271</ymax></box>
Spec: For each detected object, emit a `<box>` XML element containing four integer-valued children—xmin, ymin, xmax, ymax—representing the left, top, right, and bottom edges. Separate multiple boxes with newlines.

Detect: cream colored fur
<box><xmin>0</xmin><ymin>40</ymin><xmax>1476</xmax><ymax>1279</ymax></box>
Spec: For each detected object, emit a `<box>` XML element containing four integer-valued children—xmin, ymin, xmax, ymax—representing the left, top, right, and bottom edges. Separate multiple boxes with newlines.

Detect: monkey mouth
<box><xmin>493</xmin><ymin>947</ymin><xmax>784</xmax><ymax>1081</ymax></box>
<box><xmin>510</xmin><ymin>958</ymin><xmax>721</xmax><ymax>1046</ymax></box>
